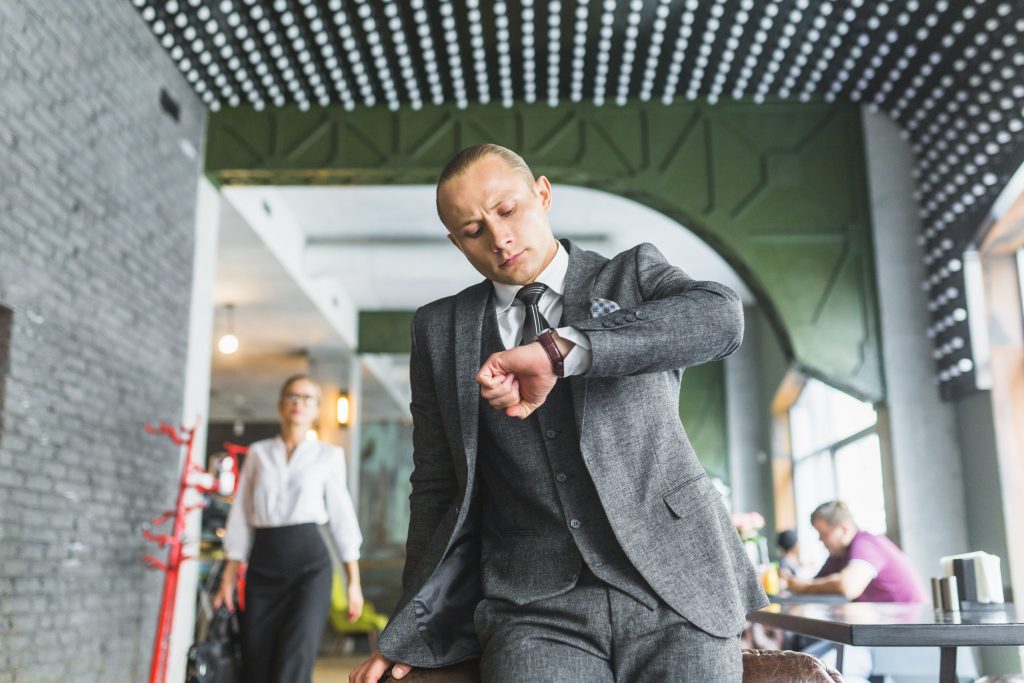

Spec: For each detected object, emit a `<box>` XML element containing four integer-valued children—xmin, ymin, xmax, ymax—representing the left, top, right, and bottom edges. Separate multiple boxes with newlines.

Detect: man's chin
<box><xmin>486</xmin><ymin>266</ymin><xmax>536</xmax><ymax>286</ymax></box>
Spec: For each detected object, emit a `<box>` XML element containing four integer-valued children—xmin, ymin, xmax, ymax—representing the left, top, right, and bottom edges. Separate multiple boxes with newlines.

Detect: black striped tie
<box><xmin>515</xmin><ymin>283</ymin><xmax>550</xmax><ymax>345</ymax></box>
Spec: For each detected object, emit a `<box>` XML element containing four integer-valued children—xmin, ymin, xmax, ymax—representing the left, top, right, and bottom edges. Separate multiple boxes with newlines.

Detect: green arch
<box><xmin>206</xmin><ymin>100</ymin><xmax>882</xmax><ymax>401</ymax></box>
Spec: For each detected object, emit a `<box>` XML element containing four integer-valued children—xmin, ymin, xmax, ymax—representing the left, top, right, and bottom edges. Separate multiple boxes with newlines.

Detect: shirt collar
<box><xmin>492</xmin><ymin>241</ymin><xmax>568</xmax><ymax>314</ymax></box>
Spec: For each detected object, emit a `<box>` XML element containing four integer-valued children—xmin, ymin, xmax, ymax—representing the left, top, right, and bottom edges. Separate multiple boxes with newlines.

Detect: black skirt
<box><xmin>241</xmin><ymin>523</ymin><xmax>333</xmax><ymax>683</ymax></box>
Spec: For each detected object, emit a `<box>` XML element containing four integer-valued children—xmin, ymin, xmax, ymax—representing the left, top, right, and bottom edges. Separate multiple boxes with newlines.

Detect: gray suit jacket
<box><xmin>377</xmin><ymin>239</ymin><xmax>768</xmax><ymax>668</ymax></box>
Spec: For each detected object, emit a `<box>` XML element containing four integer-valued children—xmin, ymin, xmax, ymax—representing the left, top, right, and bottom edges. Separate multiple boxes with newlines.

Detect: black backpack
<box><xmin>186</xmin><ymin>606</ymin><xmax>241</xmax><ymax>683</ymax></box>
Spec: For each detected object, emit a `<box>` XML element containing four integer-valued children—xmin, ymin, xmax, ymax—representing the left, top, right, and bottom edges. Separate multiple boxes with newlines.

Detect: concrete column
<box><xmin>861</xmin><ymin>110</ymin><xmax>969</xmax><ymax>579</ymax></box>
<box><xmin>310</xmin><ymin>352</ymin><xmax>362</xmax><ymax>504</ymax></box>
<box><xmin>168</xmin><ymin>178</ymin><xmax>220</xmax><ymax>683</ymax></box>
<box><xmin>726</xmin><ymin>305</ymin><xmax>772</xmax><ymax>520</ymax></box>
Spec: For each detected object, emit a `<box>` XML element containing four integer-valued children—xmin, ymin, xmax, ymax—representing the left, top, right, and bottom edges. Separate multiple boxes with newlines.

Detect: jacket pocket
<box><xmin>663</xmin><ymin>473</ymin><xmax>712</xmax><ymax>521</ymax></box>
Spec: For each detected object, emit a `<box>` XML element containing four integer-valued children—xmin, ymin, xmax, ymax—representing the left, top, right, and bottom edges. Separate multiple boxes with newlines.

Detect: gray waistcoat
<box><xmin>476</xmin><ymin>302</ymin><xmax>654</xmax><ymax>608</ymax></box>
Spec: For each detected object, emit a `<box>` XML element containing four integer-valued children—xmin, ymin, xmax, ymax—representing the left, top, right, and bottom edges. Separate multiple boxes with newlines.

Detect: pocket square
<box><xmin>590</xmin><ymin>297</ymin><xmax>621</xmax><ymax>318</ymax></box>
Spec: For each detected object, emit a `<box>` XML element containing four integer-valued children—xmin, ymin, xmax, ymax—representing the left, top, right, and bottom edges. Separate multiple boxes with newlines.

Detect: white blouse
<box><xmin>223</xmin><ymin>437</ymin><xmax>363</xmax><ymax>563</ymax></box>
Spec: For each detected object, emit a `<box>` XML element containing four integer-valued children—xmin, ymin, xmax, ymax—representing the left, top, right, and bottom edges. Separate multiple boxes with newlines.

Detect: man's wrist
<box><xmin>551</xmin><ymin>331</ymin><xmax>575</xmax><ymax>357</ymax></box>
<box><xmin>535</xmin><ymin>330</ymin><xmax>566</xmax><ymax>377</ymax></box>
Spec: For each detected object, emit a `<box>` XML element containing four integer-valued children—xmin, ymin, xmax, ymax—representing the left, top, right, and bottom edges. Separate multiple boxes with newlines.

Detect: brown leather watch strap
<box><xmin>535</xmin><ymin>329</ymin><xmax>565</xmax><ymax>377</ymax></box>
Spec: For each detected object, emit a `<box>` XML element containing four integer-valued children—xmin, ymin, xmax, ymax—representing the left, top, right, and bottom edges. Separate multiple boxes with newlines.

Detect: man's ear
<box><xmin>534</xmin><ymin>175</ymin><xmax>552</xmax><ymax>210</ymax></box>
<box><xmin>447</xmin><ymin>232</ymin><xmax>464</xmax><ymax>253</ymax></box>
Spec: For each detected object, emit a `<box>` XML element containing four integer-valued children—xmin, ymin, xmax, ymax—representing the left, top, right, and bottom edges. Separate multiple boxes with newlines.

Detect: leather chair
<box><xmin>742</xmin><ymin>648</ymin><xmax>844</xmax><ymax>683</ymax></box>
<box><xmin>388</xmin><ymin>661</ymin><xmax>479</xmax><ymax>682</ymax></box>
<box><xmin>386</xmin><ymin>650</ymin><xmax>845</xmax><ymax>682</ymax></box>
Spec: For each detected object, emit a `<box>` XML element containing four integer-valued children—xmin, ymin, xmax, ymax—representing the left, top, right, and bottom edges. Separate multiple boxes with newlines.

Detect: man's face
<box><xmin>437</xmin><ymin>155</ymin><xmax>558</xmax><ymax>286</ymax></box>
<box><xmin>813</xmin><ymin>519</ymin><xmax>852</xmax><ymax>557</ymax></box>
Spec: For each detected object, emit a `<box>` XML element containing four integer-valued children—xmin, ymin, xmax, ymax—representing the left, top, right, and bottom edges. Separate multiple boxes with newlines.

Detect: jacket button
<box><xmin>625</xmin><ymin>313</ymin><xmax>637</xmax><ymax>322</ymax></box>
<box><xmin>545</xmin><ymin>429</ymin><xmax>557</xmax><ymax>439</ymax></box>
<box><xmin>569</xmin><ymin>519</ymin><xmax>582</xmax><ymax>529</ymax></box>
<box><xmin>602</xmin><ymin>320</ymin><xmax>615</xmax><ymax>328</ymax></box>
<box><xmin>613</xmin><ymin>316</ymin><xmax>625</xmax><ymax>324</ymax></box>
<box><xmin>556</xmin><ymin>473</ymin><xmax>568</xmax><ymax>483</ymax></box>
<box><xmin>635</xmin><ymin>310</ymin><xmax>647</xmax><ymax>319</ymax></box>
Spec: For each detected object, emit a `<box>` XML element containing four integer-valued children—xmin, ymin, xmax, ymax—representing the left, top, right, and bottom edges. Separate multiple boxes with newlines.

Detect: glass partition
<box><xmin>790</xmin><ymin>378</ymin><xmax>884</xmax><ymax>570</ymax></box>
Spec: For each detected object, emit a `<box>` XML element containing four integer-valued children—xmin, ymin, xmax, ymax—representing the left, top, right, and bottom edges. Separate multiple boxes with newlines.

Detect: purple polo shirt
<box><xmin>816</xmin><ymin>531</ymin><xmax>927</xmax><ymax>603</ymax></box>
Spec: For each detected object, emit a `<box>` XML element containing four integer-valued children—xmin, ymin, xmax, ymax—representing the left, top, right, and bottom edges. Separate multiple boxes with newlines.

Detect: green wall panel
<box><xmin>678</xmin><ymin>361</ymin><xmax>729</xmax><ymax>485</ymax></box>
<box><xmin>358</xmin><ymin>310</ymin><xmax>415</xmax><ymax>354</ymax></box>
<box><xmin>207</xmin><ymin>100</ymin><xmax>883</xmax><ymax>401</ymax></box>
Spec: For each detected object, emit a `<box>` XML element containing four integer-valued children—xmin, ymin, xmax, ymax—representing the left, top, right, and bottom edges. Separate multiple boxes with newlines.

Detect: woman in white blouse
<box><xmin>214</xmin><ymin>374</ymin><xmax>364</xmax><ymax>683</ymax></box>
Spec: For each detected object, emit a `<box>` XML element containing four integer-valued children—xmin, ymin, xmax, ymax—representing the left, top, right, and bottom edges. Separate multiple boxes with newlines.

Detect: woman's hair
<box><xmin>278</xmin><ymin>374</ymin><xmax>322</xmax><ymax>401</ymax></box>
<box><xmin>810</xmin><ymin>500</ymin><xmax>857</xmax><ymax>528</ymax></box>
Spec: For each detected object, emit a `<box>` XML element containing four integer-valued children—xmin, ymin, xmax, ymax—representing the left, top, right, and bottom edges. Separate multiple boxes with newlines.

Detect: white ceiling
<box><xmin>211</xmin><ymin>183</ymin><xmax>754</xmax><ymax>423</ymax></box>
<box><xmin>227</xmin><ymin>183</ymin><xmax>754</xmax><ymax>309</ymax></box>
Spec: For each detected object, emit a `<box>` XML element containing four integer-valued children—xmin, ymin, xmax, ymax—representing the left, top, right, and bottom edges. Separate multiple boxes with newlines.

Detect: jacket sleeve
<box><xmin>573</xmin><ymin>242</ymin><xmax>744</xmax><ymax>377</ymax></box>
<box><xmin>401</xmin><ymin>312</ymin><xmax>459</xmax><ymax>589</ymax></box>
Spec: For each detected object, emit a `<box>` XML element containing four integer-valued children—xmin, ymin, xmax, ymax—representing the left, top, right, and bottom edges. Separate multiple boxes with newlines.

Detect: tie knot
<box><xmin>515</xmin><ymin>283</ymin><xmax>548</xmax><ymax>306</ymax></box>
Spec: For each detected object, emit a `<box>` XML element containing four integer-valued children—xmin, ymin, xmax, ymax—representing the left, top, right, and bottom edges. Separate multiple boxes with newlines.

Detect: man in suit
<box><xmin>350</xmin><ymin>144</ymin><xmax>766</xmax><ymax>683</ymax></box>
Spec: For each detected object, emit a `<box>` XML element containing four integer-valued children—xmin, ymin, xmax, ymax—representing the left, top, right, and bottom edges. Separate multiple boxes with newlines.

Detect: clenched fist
<box><xmin>477</xmin><ymin>335</ymin><xmax>573</xmax><ymax>419</ymax></box>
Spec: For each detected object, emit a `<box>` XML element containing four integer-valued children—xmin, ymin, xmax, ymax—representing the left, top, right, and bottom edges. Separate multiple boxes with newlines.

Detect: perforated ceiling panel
<box><xmin>131</xmin><ymin>0</ymin><xmax>1024</xmax><ymax>399</ymax></box>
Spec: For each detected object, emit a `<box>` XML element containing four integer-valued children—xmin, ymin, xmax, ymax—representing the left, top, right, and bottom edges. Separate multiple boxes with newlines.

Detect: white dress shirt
<box><xmin>223</xmin><ymin>436</ymin><xmax>363</xmax><ymax>563</ymax></box>
<box><xmin>491</xmin><ymin>241</ymin><xmax>593</xmax><ymax>375</ymax></box>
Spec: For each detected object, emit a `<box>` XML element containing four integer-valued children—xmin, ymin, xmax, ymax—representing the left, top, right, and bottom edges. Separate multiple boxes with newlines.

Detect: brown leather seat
<box><xmin>389</xmin><ymin>660</ymin><xmax>479</xmax><ymax>682</ymax></box>
<box><xmin>741</xmin><ymin>648</ymin><xmax>844</xmax><ymax>683</ymax></box>
<box><xmin>387</xmin><ymin>650</ymin><xmax>844</xmax><ymax>682</ymax></box>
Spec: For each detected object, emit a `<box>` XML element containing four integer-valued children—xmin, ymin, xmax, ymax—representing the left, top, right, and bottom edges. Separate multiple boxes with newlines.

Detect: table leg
<box><xmin>939</xmin><ymin>646</ymin><xmax>957</xmax><ymax>683</ymax></box>
<box><xmin>834</xmin><ymin>643</ymin><xmax>844</xmax><ymax>672</ymax></box>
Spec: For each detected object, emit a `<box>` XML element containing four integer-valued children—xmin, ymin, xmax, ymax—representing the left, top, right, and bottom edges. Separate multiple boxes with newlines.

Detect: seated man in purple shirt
<box><xmin>785</xmin><ymin>501</ymin><xmax>926</xmax><ymax>683</ymax></box>
<box><xmin>787</xmin><ymin>500</ymin><xmax>927</xmax><ymax>603</ymax></box>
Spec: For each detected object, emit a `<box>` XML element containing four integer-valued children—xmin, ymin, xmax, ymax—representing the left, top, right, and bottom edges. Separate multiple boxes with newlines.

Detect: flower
<box><xmin>731</xmin><ymin>511</ymin><xmax>766</xmax><ymax>541</ymax></box>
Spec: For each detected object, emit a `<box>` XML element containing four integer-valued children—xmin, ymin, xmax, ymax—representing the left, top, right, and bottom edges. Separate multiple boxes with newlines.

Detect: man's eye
<box><xmin>500</xmin><ymin>207</ymin><xmax>515</xmax><ymax>217</ymax></box>
<box><xmin>466</xmin><ymin>227</ymin><xmax>482</xmax><ymax>237</ymax></box>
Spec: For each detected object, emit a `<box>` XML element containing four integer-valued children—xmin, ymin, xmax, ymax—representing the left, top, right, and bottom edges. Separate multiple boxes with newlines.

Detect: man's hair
<box><xmin>777</xmin><ymin>529</ymin><xmax>798</xmax><ymax>551</ymax></box>
<box><xmin>810</xmin><ymin>500</ymin><xmax>857</xmax><ymax>528</ymax></box>
<box><xmin>437</xmin><ymin>143</ymin><xmax>535</xmax><ymax>189</ymax></box>
<box><xmin>435</xmin><ymin>144</ymin><xmax>535</xmax><ymax>221</ymax></box>
<box><xmin>279</xmin><ymin>374</ymin><xmax>321</xmax><ymax>401</ymax></box>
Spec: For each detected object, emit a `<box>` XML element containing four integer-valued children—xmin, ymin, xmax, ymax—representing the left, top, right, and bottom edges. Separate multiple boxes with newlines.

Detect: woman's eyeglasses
<box><xmin>282</xmin><ymin>393</ymin><xmax>319</xmax><ymax>406</ymax></box>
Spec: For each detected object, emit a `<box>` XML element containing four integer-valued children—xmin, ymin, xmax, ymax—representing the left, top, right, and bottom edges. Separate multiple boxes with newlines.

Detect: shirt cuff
<box><xmin>555</xmin><ymin>326</ymin><xmax>592</xmax><ymax>376</ymax></box>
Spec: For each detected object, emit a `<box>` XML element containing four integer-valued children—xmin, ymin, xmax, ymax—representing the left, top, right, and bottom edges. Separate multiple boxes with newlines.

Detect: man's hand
<box><xmin>785</xmin><ymin>576</ymin><xmax>809</xmax><ymax>593</ymax></box>
<box><xmin>477</xmin><ymin>342</ymin><xmax>559</xmax><ymax>419</ymax></box>
<box><xmin>349</xmin><ymin>651</ymin><xmax>413</xmax><ymax>682</ymax></box>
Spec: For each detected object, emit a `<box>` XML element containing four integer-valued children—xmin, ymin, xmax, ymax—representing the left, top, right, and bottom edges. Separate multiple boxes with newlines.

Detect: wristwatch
<box><xmin>535</xmin><ymin>329</ymin><xmax>565</xmax><ymax>377</ymax></box>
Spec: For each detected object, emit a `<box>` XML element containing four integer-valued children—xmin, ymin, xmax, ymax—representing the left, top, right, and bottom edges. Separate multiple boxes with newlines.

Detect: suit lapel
<box><xmin>559</xmin><ymin>239</ymin><xmax>606</xmax><ymax>433</ymax></box>
<box><xmin>453</xmin><ymin>280</ymin><xmax>491</xmax><ymax>474</ymax></box>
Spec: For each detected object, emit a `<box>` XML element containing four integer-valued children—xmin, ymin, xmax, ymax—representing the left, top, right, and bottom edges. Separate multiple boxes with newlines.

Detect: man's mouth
<box><xmin>500</xmin><ymin>250</ymin><xmax>525</xmax><ymax>267</ymax></box>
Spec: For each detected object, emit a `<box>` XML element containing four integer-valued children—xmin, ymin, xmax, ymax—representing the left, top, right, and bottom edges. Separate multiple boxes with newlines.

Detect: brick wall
<box><xmin>0</xmin><ymin>2</ymin><xmax>206</xmax><ymax>681</ymax></box>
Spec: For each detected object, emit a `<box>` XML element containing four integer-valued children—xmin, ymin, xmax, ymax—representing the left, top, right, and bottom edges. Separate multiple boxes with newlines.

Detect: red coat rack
<box><xmin>141</xmin><ymin>420</ymin><xmax>218</xmax><ymax>683</ymax></box>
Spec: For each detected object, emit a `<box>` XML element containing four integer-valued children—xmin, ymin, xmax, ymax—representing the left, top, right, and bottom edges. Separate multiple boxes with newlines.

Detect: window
<box><xmin>790</xmin><ymin>377</ymin><xmax>885</xmax><ymax>570</ymax></box>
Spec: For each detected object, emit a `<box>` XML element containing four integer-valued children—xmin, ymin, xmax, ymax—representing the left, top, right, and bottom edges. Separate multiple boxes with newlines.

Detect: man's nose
<box><xmin>490</xmin><ymin>222</ymin><xmax>514</xmax><ymax>252</ymax></box>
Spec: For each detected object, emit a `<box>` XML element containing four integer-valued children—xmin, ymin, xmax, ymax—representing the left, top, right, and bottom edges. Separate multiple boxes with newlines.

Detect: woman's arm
<box><xmin>343</xmin><ymin>559</ymin><xmax>364</xmax><ymax>622</ymax></box>
<box><xmin>215</xmin><ymin>451</ymin><xmax>257</xmax><ymax>610</ymax></box>
<box><xmin>213</xmin><ymin>559</ymin><xmax>241</xmax><ymax>610</ymax></box>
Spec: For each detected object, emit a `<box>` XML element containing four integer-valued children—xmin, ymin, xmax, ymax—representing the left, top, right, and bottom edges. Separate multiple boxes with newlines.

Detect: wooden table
<box><xmin>747</xmin><ymin>602</ymin><xmax>1024</xmax><ymax>683</ymax></box>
